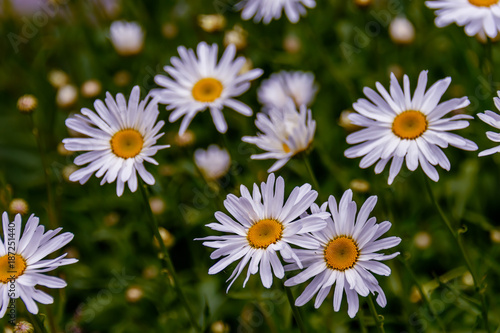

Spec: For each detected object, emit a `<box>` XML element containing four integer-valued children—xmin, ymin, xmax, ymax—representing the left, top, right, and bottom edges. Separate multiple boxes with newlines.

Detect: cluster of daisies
<box><xmin>197</xmin><ymin>174</ymin><xmax>401</xmax><ymax>317</ymax></box>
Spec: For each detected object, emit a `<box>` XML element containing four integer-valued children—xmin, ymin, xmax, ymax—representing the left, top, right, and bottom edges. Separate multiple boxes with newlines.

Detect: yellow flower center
<box><xmin>0</xmin><ymin>254</ymin><xmax>27</xmax><ymax>283</ymax></box>
<box><xmin>192</xmin><ymin>78</ymin><xmax>223</xmax><ymax>102</ymax></box>
<box><xmin>392</xmin><ymin>110</ymin><xmax>428</xmax><ymax>140</ymax></box>
<box><xmin>247</xmin><ymin>219</ymin><xmax>284</xmax><ymax>249</ymax></box>
<box><xmin>468</xmin><ymin>0</ymin><xmax>498</xmax><ymax>6</ymax></box>
<box><xmin>282</xmin><ymin>143</ymin><xmax>291</xmax><ymax>153</ymax></box>
<box><xmin>110</xmin><ymin>129</ymin><xmax>144</xmax><ymax>159</ymax></box>
<box><xmin>324</xmin><ymin>236</ymin><xmax>359</xmax><ymax>271</ymax></box>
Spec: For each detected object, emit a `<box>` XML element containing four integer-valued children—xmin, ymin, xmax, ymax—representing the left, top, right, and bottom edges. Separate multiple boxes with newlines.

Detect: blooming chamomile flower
<box><xmin>109</xmin><ymin>21</ymin><xmax>145</xmax><ymax>56</ymax></box>
<box><xmin>196</xmin><ymin>174</ymin><xmax>329</xmax><ymax>291</ymax></box>
<box><xmin>194</xmin><ymin>144</ymin><xmax>231</xmax><ymax>180</ymax></box>
<box><xmin>477</xmin><ymin>91</ymin><xmax>500</xmax><ymax>156</ymax></box>
<box><xmin>0</xmin><ymin>212</ymin><xmax>77</xmax><ymax>316</ymax></box>
<box><xmin>425</xmin><ymin>0</ymin><xmax>500</xmax><ymax>39</ymax></box>
<box><xmin>258</xmin><ymin>71</ymin><xmax>318</xmax><ymax>111</ymax></box>
<box><xmin>236</xmin><ymin>0</ymin><xmax>316</xmax><ymax>24</ymax></box>
<box><xmin>154</xmin><ymin>42</ymin><xmax>263</xmax><ymax>134</ymax></box>
<box><xmin>242</xmin><ymin>100</ymin><xmax>316</xmax><ymax>172</ymax></box>
<box><xmin>345</xmin><ymin>70</ymin><xmax>478</xmax><ymax>185</ymax></box>
<box><xmin>284</xmin><ymin>190</ymin><xmax>400</xmax><ymax>318</ymax></box>
<box><xmin>63</xmin><ymin>86</ymin><xmax>170</xmax><ymax>196</ymax></box>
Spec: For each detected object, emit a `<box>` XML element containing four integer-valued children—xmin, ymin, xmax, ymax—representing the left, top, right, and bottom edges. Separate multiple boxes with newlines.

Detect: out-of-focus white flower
<box><xmin>236</xmin><ymin>0</ymin><xmax>316</xmax><ymax>24</ymax></box>
<box><xmin>243</xmin><ymin>100</ymin><xmax>316</xmax><ymax>172</ymax></box>
<box><xmin>56</xmin><ymin>85</ymin><xmax>78</xmax><ymax>108</ymax></box>
<box><xmin>198</xmin><ymin>14</ymin><xmax>226</xmax><ymax>32</ymax></box>
<box><xmin>81</xmin><ymin>79</ymin><xmax>102</xmax><ymax>98</ymax></box>
<box><xmin>258</xmin><ymin>71</ymin><xmax>318</xmax><ymax>110</ymax></box>
<box><xmin>195</xmin><ymin>145</ymin><xmax>231</xmax><ymax>180</ymax></box>
<box><xmin>109</xmin><ymin>21</ymin><xmax>145</xmax><ymax>56</ymax></box>
<box><xmin>389</xmin><ymin>17</ymin><xmax>415</xmax><ymax>45</ymax></box>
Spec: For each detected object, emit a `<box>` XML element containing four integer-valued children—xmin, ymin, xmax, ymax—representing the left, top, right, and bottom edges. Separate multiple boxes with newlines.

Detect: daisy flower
<box><xmin>258</xmin><ymin>71</ymin><xmax>318</xmax><ymax>110</ymax></box>
<box><xmin>284</xmin><ymin>190</ymin><xmax>400</xmax><ymax>318</ymax></box>
<box><xmin>477</xmin><ymin>91</ymin><xmax>500</xmax><ymax>156</ymax></box>
<box><xmin>242</xmin><ymin>100</ymin><xmax>316</xmax><ymax>172</ymax></box>
<box><xmin>196</xmin><ymin>173</ymin><xmax>329</xmax><ymax>291</ymax></box>
<box><xmin>154</xmin><ymin>42</ymin><xmax>263</xmax><ymax>134</ymax></box>
<box><xmin>425</xmin><ymin>0</ymin><xmax>500</xmax><ymax>39</ymax></box>
<box><xmin>63</xmin><ymin>86</ymin><xmax>170</xmax><ymax>197</ymax></box>
<box><xmin>194</xmin><ymin>144</ymin><xmax>231</xmax><ymax>180</ymax></box>
<box><xmin>0</xmin><ymin>212</ymin><xmax>77</xmax><ymax>316</ymax></box>
<box><xmin>236</xmin><ymin>0</ymin><xmax>316</xmax><ymax>24</ymax></box>
<box><xmin>109</xmin><ymin>21</ymin><xmax>145</xmax><ymax>56</ymax></box>
<box><xmin>345</xmin><ymin>70</ymin><xmax>478</xmax><ymax>185</ymax></box>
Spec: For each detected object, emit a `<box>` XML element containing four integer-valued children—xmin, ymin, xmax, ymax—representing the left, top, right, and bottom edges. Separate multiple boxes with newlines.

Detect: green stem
<box><xmin>28</xmin><ymin>115</ymin><xmax>57</xmax><ymax>228</ymax></box>
<box><xmin>139</xmin><ymin>183</ymin><xmax>201</xmax><ymax>332</ymax></box>
<box><xmin>302</xmin><ymin>155</ymin><xmax>320</xmax><ymax>192</ymax></box>
<box><xmin>366</xmin><ymin>294</ymin><xmax>385</xmax><ymax>333</ymax></box>
<box><xmin>28</xmin><ymin>312</ymin><xmax>50</xmax><ymax>333</ymax></box>
<box><xmin>399</xmin><ymin>256</ymin><xmax>446</xmax><ymax>333</ymax></box>
<box><xmin>283</xmin><ymin>285</ymin><xmax>306</xmax><ymax>333</ymax></box>
<box><xmin>358</xmin><ymin>306</ymin><xmax>368</xmax><ymax>333</ymax></box>
<box><xmin>423</xmin><ymin>177</ymin><xmax>490</xmax><ymax>333</ymax></box>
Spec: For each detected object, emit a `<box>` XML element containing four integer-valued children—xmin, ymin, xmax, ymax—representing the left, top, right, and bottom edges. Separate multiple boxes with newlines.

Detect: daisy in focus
<box><xmin>258</xmin><ymin>71</ymin><xmax>318</xmax><ymax>110</ymax></box>
<box><xmin>154</xmin><ymin>42</ymin><xmax>263</xmax><ymax>134</ymax></box>
<box><xmin>109</xmin><ymin>21</ymin><xmax>145</xmax><ymax>56</ymax></box>
<box><xmin>284</xmin><ymin>190</ymin><xmax>400</xmax><ymax>318</ymax></box>
<box><xmin>0</xmin><ymin>212</ymin><xmax>77</xmax><ymax>316</ymax></box>
<box><xmin>194</xmin><ymin>144</ymin><xmax>231</xmax><ymax>180</ymax></box>
<box><xmin>425</xmin><ymin>0</ymin><xmax>500</xmax><ymax>39</ymax></box>
<box><xmin>63</xmin><ymin>86</ymin><xmax>170</xmax><ymax>196</ymax></box>
<box><xmin>196</xmin><ymin>174</ymin><xmax>329</xmax><ymax>291</ymax></box>
<box><xmin>345</xmin><ymin>70</ymin><xmax>478</xmax><ymax>185</ymax></box>
<box><xmin>477</xmin><ymin>91</ymin><xmax>500</xmax><ymax>156</ymax></box>
<box><xmin>242</xmin><ymin>100</ymin><xmax>316</xmax><ymax>172</ymax></box>
<box><xmin>236</xmin><ymin>0</ymin><xmax>316</xmax><ymax>24</ymax></box>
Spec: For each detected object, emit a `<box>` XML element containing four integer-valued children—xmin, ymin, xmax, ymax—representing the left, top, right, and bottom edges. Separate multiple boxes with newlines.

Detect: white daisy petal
<box><xmin>477</xmin><ymin>98</ymin><xmax>500</xmax><ymax>156</ymax></box>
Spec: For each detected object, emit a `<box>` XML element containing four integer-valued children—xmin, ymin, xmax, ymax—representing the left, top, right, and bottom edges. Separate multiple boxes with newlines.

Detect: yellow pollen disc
<box><xmin>282</xmin><ymin>143</ymin><xmax>291</xmax><ymax>153</ymax></box>
<box><xmin>247</xmin><ymin>219</ymin><xmax>284</xmax><ymax>249</ymax></box>
<box><xmin>0</xmin><ymin>254</ymin><xmax>27</xmax><ymax>283</ymax></box>
<box><xmin>324</xmin><ymin>236</ymin><xmax>359</xmax><ymax>271</ymax></box>
<box><xmin>468</xmin><ymin>0</ymin><xmax>498</xmax><ymax>6</ymax></box>
<box><xmin>110</xmin><ymin>129</ymin><xmax>144</xmax><ymax>159</ymax></box>
<box><xmin>392</xmin><ymin>110</ymin><xmax>428</xmax><ymax>140</ymax></box>
<box><xmin>192</xmin><ymin>78</ymin><xmax>223</xmax><ymax>102</ymax></box>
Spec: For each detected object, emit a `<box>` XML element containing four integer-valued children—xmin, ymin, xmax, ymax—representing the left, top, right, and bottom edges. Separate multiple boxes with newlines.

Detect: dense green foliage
<box><xmin>1</xmin><ymin>0</ymin><xmax>500</xmax><ymax>332</ymax></box>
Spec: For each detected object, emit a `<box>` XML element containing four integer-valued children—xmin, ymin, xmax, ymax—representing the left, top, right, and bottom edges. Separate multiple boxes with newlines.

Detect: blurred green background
<box><xmin>1</xmin><ymin>0</ymin><xmax>500</xmax><ymax>332</ymax></box>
